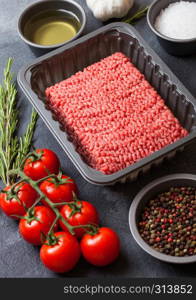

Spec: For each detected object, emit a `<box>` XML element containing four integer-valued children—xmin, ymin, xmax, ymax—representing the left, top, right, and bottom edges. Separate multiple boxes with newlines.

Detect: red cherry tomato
<box><xmin>23</xmin><ymin>149</ymin><xmax>60</xmax><ymax>180</ymax></box>
<box><xmin>59</xmin><ymin>200</ymin><xmax>99</xmax><ymax>238</ymax></box>
<box><xmin>40</xmin><ymin>175</ymin><xmax>77</xmax><ymax>208</ymax></box>
<box><xmin>40</xmin><ymin>231</ymin><xmax>80</xmax><ymax>273</ymax></box>
<box><xmin>0</xmin><ymin>183</ymin><xmax>38</xmax><ymax>219</ymax></box>
<box><xmin>80</xmin><ymin>227</ymin><xmax>120</xmax><ymax>266</ymax></box>
<box><xmin>19</xmin><ymin>206</ymin><xmax>58</xmax><ymax>245</ymax></box>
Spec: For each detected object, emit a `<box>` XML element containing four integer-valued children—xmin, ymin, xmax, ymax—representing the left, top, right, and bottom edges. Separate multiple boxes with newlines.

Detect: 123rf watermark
<box><xmin>64</xmin><ymin>283</ymin><xmax>193</xmax><ymax>296</ymax></box>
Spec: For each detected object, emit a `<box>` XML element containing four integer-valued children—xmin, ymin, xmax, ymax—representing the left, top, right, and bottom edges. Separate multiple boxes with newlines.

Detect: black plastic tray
<box><xmin>17</xmin><ymin>23</ymin><xmax>196</xmax><ymax>185</ymax></box>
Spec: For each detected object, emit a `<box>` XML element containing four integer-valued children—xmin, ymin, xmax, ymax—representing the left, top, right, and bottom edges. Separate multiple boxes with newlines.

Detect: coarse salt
<box><xmin>155</xmin><ymin>1</ymin><xmax>196</xmax><ymax>40</ymax></box>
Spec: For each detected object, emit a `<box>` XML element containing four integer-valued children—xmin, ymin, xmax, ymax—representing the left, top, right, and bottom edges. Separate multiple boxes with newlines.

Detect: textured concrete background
<box><xmin>0</xmin><ymin>0</ymin><xmax>196</xmax><ymax>278</ymax></box>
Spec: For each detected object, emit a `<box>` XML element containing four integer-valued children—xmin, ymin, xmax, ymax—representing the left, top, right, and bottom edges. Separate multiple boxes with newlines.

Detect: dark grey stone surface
<box><xmin>0</xmin><ymin>0</ymin><xmax>196</xmax><ymax>278</ymax></box>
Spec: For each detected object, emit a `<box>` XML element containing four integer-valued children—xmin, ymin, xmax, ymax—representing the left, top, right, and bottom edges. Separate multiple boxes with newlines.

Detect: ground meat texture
<box><xmin>46</xmin><ymin>52</ymin><xmax>188</xmax><ymax>175</ymax></box>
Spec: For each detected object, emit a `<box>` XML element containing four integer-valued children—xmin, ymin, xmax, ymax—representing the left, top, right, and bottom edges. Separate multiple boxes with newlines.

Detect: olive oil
<box><xmin>24</xmin><ymin>10</ymin><xmax>81</xmax><ymax>46</ymax></box>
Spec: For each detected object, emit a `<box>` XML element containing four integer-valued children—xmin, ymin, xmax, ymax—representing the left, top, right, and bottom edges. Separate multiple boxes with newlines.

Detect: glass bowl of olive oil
<box><xmin>18</xmin><ymin>0</ymin><xmax>86</xmax><ymax>51</ymax></box>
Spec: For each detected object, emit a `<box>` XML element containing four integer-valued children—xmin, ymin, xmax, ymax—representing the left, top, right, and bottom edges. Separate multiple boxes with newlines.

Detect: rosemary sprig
<box><xmin>0</xmin><ymin>58</ymin><xmax>38</xmax><ymax>186</ymax></box>
<box><xmin>0</xmin><ymin>58</ymin><xmax>18</xmax><ymax>186</ymax></box>
<box><xmin>123</xmin><ymin>6</ymin><xmax>148</xmax><ymax>25</ymax></box>
<box><xmin>14</xmin><ymin>110</ymin><xmax>38</xmax><ymax>170</ymax></box>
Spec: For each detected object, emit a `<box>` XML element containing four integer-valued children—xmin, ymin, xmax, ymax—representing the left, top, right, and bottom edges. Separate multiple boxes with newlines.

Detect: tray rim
<box><xmin>17</xmin><ymin>22</ymin><xmax>196</xmax><ymax>185</ymax></box>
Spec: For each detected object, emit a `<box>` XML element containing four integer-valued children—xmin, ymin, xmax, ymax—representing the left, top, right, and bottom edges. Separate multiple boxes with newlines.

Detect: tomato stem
<box><xmin>20</xmin><ymin>150</ymin><xmax>42</xmax><ymax>168</ymax></box>
<box><xmin>3</xmin><ymin>185</ymin><xmax>22</xmax><ymax>204</ymax></box>
<box><xmin>8</xmin><ymin>169</ymin><xmax>99</xmax><ymax>237</ymax></box>
<box><xmin>72</xmin><ymin>224</ymin><xmax>99</xmax><ymax>235</ymax></box>
<box><xmin>48</xmin><ymin>174</ymin><xmax>73</xmax><ymax>187</ymax></box>
<box><xmin>35</xmin><ymin>174</ymin><xmax>57</xmax><ymax>185</ymax></box>
<box><xmin>9</xmin><ymin>169</ymin><xmax>75</xmax><ymax>235</ymax></box>
<box><xmin>44</xmin><ymin>233</ymin><xmax>59</xmax><ymax>246</ymax></box>
<box><xmin>53</xmin><ymin>201</ymin><xmax>76</xmax><ymax>207</ymax></box>
<box><xmin>9</xmin><ymin>178</ymin><xmax>26</xmax><ymax>192</ymax></box>
<box><xmin>48</xmin><ymin>215</ymin><xmax>59</xmax><ymax>235</ymax></box>
<box><xmin>29</xmin><ymin>196</ymin><xmax>42</xmax><ymax>210</ymax></box>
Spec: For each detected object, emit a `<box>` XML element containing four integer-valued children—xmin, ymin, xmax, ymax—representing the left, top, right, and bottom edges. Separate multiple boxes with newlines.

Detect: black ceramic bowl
<box><xmin>18</xmin><ymin>0</ymin><xmax>86</xmax><ymax>54</ymax></box>
<box><xmin>147</xmin><ymin>0</ymin><xmax>196</xmax><ymax>56</ymax></box>
<box><xmin>129</xmin><ymin>174</ymin><xmax>196</xmax><ymax>264</ymax></box>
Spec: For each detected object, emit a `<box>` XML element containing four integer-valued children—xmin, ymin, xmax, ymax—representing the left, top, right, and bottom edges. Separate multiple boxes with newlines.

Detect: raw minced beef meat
<box><xmin>45</xmin><ymin>52</ymin><xmax>188</xmax><ymax>175</ymax></box>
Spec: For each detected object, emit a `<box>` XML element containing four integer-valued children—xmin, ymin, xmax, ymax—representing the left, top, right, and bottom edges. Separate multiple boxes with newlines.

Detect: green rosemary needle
<box><xmin>123</xmin><ymin>6</ymin><xmax>148</xmax><ymax>25</ymax></box>
<box><xmin>15</xmin><ymin>109</ymin><xmax>38</xmax><ymax>170</ymax></box>
<box><xmin>0</xmin><ymin>58</ymin><xmax>38</xmax><ymax>186</ymax></box>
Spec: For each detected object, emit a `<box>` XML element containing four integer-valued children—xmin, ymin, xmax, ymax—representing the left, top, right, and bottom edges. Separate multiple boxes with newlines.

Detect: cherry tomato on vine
<box><xmin>59</xmin><ymin>200</ymin><xmax>99</xmax><ymax>238</ymax></box>
<box><xmin>19</xmin><ymin>206</ymin><xmax>58</xmax><ymax>245</ymax></box>
<box><xmin>40</xmin><ymin>231</ymin><xmax>81</xmax><ymax>273</ymax></box>
<box><xmin>40</xmin><ymin>175</ymin><xmax>77</xmax><ymax>208</ymax></box>
<box><xmin>23</xmin><ymin>149</ymin><xmax>60</xmax><ymax>180</ymax></box>
<box><xmin>0</xmin><ymin>183</ymin><xmax>38</xmax><ymax>219</ymax></box>
<box><xmin>80</xmin><ymin>227</ymin><xmax>120</xmax><ymax>266</ymax></box>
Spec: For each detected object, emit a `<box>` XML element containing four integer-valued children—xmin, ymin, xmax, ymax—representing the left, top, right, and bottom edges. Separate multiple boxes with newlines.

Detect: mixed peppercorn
<box><xmin>138</xmin><ymin>186</ymin><xmax>196</xmax><ymax>257</ymax></box>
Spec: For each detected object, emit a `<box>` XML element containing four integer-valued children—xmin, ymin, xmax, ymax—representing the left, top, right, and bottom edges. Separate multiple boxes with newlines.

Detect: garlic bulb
<box><xmin>86</xmin><ymin>0</ymin><xmax>134</xmax><ymax>22</ymax></box>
